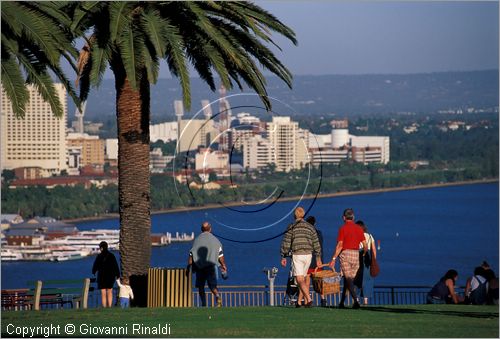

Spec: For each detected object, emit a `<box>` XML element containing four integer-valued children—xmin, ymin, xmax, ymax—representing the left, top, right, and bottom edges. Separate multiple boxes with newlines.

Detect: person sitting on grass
<box><xmin>427</xmin><ymin>269</ymin><xmax>462</xmax><ymax>304</ymax></box>
<box><xmin>116</xmin><ymin>277</ymin><xmax>134</xmax><ymax>309</ymax></box>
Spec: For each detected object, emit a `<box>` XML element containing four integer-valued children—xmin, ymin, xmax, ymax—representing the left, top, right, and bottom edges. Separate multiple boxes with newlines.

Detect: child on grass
<box><xmin>116</xmin><ymin>277</ymin><xmax>134</xmax><ymax>308</ymax></box>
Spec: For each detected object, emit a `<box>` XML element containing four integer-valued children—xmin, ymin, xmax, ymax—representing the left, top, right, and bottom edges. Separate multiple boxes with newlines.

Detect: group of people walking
<box><xmin>187</xmin><ymin>207</ymin><xmax>377</xmax><ymax>308</ymax></box>
<box><xmin>280</xmin><ymin>207</ymin><xmax>377</xmax><ymax>308</ymax></box>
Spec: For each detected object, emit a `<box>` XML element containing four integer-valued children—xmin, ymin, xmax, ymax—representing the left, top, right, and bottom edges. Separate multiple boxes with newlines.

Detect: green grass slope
<box><xmin>2</xmin><ymin>305</ymin><xmax>498</xmax><ymax>338</ymax></box>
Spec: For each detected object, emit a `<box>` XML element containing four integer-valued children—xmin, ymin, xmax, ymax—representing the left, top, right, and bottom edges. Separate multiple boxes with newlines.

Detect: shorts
<box><xmin>195</xmin><ymin>265</ymin><xmax>217</xmax><ymax>290</ymax></box>
<box><xmin>292</xmin><ymin>254</ymin><xmax>312</xmax><ymax>277</ymax></box>
<box><xmin>339</xmin><ymin>249</ymin><xmax>360</xmax><ymax>279</ymax></box>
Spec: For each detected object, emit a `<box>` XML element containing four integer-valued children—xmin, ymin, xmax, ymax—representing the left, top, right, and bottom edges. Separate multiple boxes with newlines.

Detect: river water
<box><xmin>2</xmin><ymin>183</ymin><xmax>498</xmax><ymax>289</ymax></box>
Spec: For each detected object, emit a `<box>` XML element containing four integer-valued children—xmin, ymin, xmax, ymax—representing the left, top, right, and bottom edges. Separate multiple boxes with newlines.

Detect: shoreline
<box><xmin>63</xmin><ymin>178</ymin><xmax>498</xmax><ymax>224</ymax></box>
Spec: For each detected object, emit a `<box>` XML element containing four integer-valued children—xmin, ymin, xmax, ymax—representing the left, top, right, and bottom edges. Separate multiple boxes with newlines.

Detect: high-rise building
<box><xmin>1</xmin><ymin>84</ymin><xmax>67</xmax><ymax>176</ymax></box>
<box><xmin>267</xmin><ymin>117</ymin><xmax>299</xmax><ymax>172</ymax></box>
<box><xmin>243</xmin><ymin>135</ymin><xmax>274</xmax><ymax>170</ymax></box>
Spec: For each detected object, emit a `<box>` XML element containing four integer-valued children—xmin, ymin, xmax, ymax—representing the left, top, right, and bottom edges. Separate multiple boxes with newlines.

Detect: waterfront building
<box><xmin>350</xmin><ymin>135</ymin><xmax>390</xmax><ymax>164</ymax></box>
<box><xmin>243</xmin><ymin>135</ymin><xmax>274</xmax><ymax>170</ymax></box>
<box><xmin>310</xmin><ymin>126</ymin><xmax>390</xmax><ymax>166</ymax></box>
<box><xmin>1</xmin><ymin>214</ymin><xmax>23</xmax><ymax>231</ymax></box>
<box><xmin>195</xmin><ymin>148</ymin><xmax>229</xmax><ymax>171</ymax></box>
<box><xmin>266</xmin><ymin>117</ymin><xmax>311</xmax><ymax>171</ymax></box>
<box><xmin>266</xmin><ymin>117</ymin><xmax>298</xmax><ymax>172</ymax></box>
<box><xmin>1</xmin><ymin>84</ymin><xmax>68</xmax><ymax>176</ymax></box>
<box><xmin>66</xmin><ymin>133</ymin><xmax>105</xmax><ymax>167</ymax></box>
<box><xmin>310</xmin><ymin>148</ymin><xmax>349</xmax><ymax>166</ymax></box>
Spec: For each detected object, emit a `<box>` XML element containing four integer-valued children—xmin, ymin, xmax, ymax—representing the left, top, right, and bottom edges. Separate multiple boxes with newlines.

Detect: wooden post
<box><xmin>33</xmin><ymin>280</ymin><xmax>42</xmax><ymax>311</ymax></box>
<box><xmin>82</xmin><ymin>278</ymin><xmax>90</xmax><ymax>309</ymax></box>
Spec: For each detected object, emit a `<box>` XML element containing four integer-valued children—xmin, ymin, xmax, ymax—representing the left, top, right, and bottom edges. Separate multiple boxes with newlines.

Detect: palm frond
<box><xmin>1</xmin><ymin>56</ymin><xmax>30</xmax><ymax>118</ymax></box>
<box><xmin>117</xmin><ymin>22</ymin><xmax>145</xmax><ymax>90</ymax></box>
<box><xmin>109</xmin><ymin>2</ymin><xmax>132</xmax><ymax>44</ymax></box>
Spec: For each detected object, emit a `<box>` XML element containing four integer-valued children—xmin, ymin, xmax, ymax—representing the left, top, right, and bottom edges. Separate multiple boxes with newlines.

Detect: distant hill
<box><xmin>70</xmin><ymin>70</ymin><xmax>499</xmax><ymax>121</ymax></box>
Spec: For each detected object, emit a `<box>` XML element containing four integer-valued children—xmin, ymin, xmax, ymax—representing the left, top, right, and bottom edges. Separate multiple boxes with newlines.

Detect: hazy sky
<box><xmin>256</xmin><ymin>1</ymin><xmax>499</xmax><ymax>75</ymax></box>
<box><xmin>85</xmin><ymin>1</ymin><xmax>498</xmax><ymax>78</ymax></box>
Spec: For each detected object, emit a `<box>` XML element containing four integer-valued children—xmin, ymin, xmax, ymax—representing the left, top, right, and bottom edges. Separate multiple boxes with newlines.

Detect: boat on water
<box><xmin>43</xmin><ymin>229</ymin><xmax>120</xmax><ymax>251</ymax></box>
<box><xmin>1</xmin><ymin>229</ymin><xmax>194</xmax><ymax>262</ymax></box>
<box><xmin>49</xmin><ymin>246</ymin><xmax>92</xmax><ymax>262</ymax></box>
<box><xmin>1</xmin><ymin>248</ymin><xmax>23</xmax><ymax>261</ymax></box>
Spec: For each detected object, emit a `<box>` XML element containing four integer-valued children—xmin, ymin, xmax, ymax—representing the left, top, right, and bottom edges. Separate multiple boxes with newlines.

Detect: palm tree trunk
<box><xmin>113</xmin><ymin>63</ymin><xmax>151</xmax><ymax>307</ymax></box>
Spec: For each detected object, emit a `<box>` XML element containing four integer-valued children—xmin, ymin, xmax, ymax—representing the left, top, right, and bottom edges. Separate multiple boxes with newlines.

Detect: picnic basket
<box><xmin>311</xmin><ymin>268</ymin><xmax>341</xmax><ymax>295</ymax></box>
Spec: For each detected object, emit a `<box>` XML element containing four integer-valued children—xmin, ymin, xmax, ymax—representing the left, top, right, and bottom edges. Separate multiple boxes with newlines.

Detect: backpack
<box><xmin>470</xmin><ymin>276</ymin><xmax>488</xmax><ymax>305</ymax></box>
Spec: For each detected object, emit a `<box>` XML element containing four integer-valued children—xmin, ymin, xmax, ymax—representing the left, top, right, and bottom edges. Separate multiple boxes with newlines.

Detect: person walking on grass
<box><xmin>188</xmin><ymin>222</ymin><xmax>227</xmax><ymax>307</ymax></box>
<box><xmin>354</xmin><ymin>220</ymin><xmax>377</xmax><ymax>305</ymax></box>
<box><xmin>329</xmin><ymin>208</ymin><xmax>367</xmax><ymax>309</ymax></box>
<box><xmin>281</xmin><ymin>207</ymin><xmax>322</xmax><ymax>308</ymax></box>
<box><xmin>116</xmin><ymin>277</ymin><xmax>134</xmax><ymax>309</ymax></box>
<box><xmin>92</xmin><ymin>241</ymin><xmax>120</xmax><ymax>308</ymax></box>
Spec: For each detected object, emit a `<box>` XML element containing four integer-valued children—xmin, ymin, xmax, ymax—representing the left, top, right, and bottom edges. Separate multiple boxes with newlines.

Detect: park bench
<box><xmin>1</xmin><ymin>289</ymin><xmax>31</xmax><ymax>310</ymax></box>
<box><xmin>24</xmin><ymin>278</ymin><xmax>93</xmax><ymax>310</ymax></box>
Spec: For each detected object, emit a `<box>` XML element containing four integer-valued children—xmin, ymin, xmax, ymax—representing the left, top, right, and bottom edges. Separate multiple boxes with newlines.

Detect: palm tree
<box><xmin>1</xmin><ymin>1</ymin><xmax>80</xmax><ymax>117</ymax></box>
<box><xmin>66</xmin><ymin>1</ymin><xmax>296</xmax><ymax>306</ymax></box>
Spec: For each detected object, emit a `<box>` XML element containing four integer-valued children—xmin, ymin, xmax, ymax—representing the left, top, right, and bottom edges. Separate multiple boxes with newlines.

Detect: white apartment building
<box><xmin>178</xmin><ymin>119</ymin><xmax>217</xmax><ymax>153</ymax></box>
<box><xmin>310</xmin><ymin>128</ymin><xmax>390</xmax><ymax>166</ymax></box>
<box><xmin>231</xmin><ymin>127</ymin><xmax>258</xmax><ymax>152</ymax></box>
<box><xmin>105</xmin><ymin>139</ymin><xmax>118</xmax><ymax>161</ymax></box>
<box><xmin>1</xmin><ymin>84</ymin><xmax>67</xmax><ymax>176</ymax></box>
<box><xmin>350</xmin><ymin>135</ymin><xmax>390</xmax><ymax>164</ymax></box>
<box><xmin>267</xmin><ymin>117</ymin><xmax>298</xmax><ymax>172</ymax></box>
<box><xmin>296</xmin><ymin>128</ymin><xmax>310</xmax><ymax>168</ymax></box>
<box><xmin>243</xmin><ymin>135</ymin><xmax>274</xmax><ymax>170</ymax></box>
<box><xmin>195</xmin><ymin>148</ymin><xmax>229</xmax><ymax>171</ymax></box>
<box><xmin>150</xmin><ymin>121</ymin><xmax>178</xmax><ymax>142</ymax></box>
<box><xmin>310</xmin><ymin>148</ymin><xmax>349</xmax><ymax>165</ymax></box>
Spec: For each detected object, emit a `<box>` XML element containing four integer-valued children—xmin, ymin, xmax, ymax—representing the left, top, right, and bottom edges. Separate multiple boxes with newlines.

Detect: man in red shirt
<box><xmin>329</xmin><ymin>208</ymin><xmax>367</xmax><ymax>309</ymax></box>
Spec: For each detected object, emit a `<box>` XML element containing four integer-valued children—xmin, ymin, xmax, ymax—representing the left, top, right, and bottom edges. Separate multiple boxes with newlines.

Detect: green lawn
<box><xmin>2</xmin><ymin>305</ymin><xmax>498</xmax><ymax>338</ymax></box>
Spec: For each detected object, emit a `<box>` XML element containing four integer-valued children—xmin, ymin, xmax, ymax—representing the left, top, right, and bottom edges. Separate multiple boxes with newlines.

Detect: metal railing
<box><xmin>2</xmin><ymin>284</ymin><xmax>466</xmax><ymax>310</ymax></box>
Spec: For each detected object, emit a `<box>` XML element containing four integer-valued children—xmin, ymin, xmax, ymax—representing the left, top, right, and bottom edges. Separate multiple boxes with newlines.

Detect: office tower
<box><xmin>1</xmin><ymin>84</ymin><xmax>67</xmax><ymax>176</ymax></box>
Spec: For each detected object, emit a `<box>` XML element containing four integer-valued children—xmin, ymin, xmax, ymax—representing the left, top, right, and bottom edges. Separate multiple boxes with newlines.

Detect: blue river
<box><xmin>2</xmin><ymin>183</ymin><xmax>498</xmax><ymax>289</ymax></box>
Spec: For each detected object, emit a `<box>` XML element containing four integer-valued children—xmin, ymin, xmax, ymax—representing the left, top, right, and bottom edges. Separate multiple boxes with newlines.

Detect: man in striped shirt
<box><xmin>281</xmin><ymin>207</ymin><xmax>322</xmax><ymax>307</ymax></box>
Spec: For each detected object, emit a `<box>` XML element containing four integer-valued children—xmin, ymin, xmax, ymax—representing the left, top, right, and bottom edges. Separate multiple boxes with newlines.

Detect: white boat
<box><xmin>1</xmin><ymin>248</ymin><xmax>23</xmax><ymax>261</ymax></box>
<box><xmin>49</xmin><ymin>246</ymin><xmax>92</xmax><ymax>262</ymax></box>
<box><xmin>43</xmin><ymin>229</ymin><xmax>119</xmax><ymax>251</ymax></box>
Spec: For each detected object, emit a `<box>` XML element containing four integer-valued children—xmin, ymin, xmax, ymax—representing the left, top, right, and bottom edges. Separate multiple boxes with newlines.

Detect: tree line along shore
<box><xmin>8</xmin><ymin>177</ymin><xmax>496</xmax><ymax>224</ymax></box>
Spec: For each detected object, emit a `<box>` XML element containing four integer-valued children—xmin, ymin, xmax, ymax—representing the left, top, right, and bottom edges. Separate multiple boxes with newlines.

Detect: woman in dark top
<box><xmin>92</xmin><ymin>241</ymin><xmax>120</xmax><ymax>307</ymax></box>
<box><xmin>427</xmin><ymin>269</ymin><xmax>461</xmax><ymax>304</ymax></box>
